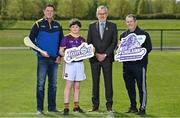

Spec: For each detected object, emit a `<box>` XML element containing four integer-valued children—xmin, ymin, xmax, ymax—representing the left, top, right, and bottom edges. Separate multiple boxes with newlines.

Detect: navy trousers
<box><xmin>123</xmin><ymin>64</ymin><xmax>147</xmax><ymax>110</ymax></box>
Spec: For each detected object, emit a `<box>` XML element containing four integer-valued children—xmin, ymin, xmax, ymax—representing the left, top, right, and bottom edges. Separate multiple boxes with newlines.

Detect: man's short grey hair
<box><xmin>96</xmin><ymin>5</ymin><xmax>108</xmax><ymax>17</ymax></box>
<box><xmin>126</xmin><ymin>14</ymin><xmax>137</xmax><ymax>21</ymax></box>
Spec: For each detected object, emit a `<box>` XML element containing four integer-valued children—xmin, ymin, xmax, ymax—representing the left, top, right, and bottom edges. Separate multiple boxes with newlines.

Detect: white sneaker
<box><xmin>36</xmin><ymin>110</ymin><xmax>43</xmax><ymax>115</ymax></box>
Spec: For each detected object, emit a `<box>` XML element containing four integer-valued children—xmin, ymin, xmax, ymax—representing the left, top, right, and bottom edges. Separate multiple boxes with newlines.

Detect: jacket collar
<box><xmin>127</xmin><ymin>26</ymin><xmax>140</xmax><ymax>33</ymax></box>
<box><xmin>43</xmin><ymin>17</ymin><xmax>54</xmax><ymax>23</ymax></box>
<box><xmin>96</xmin><ymin>20</ymin><xmax>108</xmax><ymax>31</ymax></box>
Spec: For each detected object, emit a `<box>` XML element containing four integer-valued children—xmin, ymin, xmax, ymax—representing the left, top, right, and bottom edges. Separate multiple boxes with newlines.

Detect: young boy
<box><xmin>59</xmin><ymin>18</ymin><xmax>86</xmax><ymax>115</ymax></box>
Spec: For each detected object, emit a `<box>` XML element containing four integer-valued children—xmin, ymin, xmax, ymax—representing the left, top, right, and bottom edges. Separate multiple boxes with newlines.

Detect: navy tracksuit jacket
<box><xmin>29</xmin><ymin>18</ymin><xmax>64</xmax><ymax>59</ymax></box>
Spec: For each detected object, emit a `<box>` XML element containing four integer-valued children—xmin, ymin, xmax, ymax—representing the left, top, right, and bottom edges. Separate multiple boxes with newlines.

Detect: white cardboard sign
<box><xmin>115</xmin><ymin>33</ymin><xmax>147</xmax><ymax>62</ymax></box>
<box><xmin>64</xmin><ymin>42</ymin><xmax>94</xmax><ymax>63</ymax></box>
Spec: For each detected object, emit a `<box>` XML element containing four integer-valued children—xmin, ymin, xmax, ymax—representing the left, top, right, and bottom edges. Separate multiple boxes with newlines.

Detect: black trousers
<box><xmin>123</xmin><ymin>64</ymin><xmax>147</xmax><ymax>110</ymax></box>
<box><xmin>90</xmin><ymin>61</ymin><xmax>113</xmax><ymax>109</ymax></box>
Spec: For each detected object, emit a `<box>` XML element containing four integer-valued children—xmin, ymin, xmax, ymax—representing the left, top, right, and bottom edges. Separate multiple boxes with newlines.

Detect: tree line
<box><xmin>0</xmin><ymin>0</ymin><xmax>180</xmax><ymax>20</ymax></box>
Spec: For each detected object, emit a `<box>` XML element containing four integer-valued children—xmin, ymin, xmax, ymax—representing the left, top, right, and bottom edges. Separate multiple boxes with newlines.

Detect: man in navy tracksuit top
<box><xmin>120</xmin><ymin>14</ymin><xmax>152</xmax><ymax>115</ymax></box>
<box><xmin>29</xmin><ymin>4</ymin><xmax>63</xmax><ymax>114</ymax></box>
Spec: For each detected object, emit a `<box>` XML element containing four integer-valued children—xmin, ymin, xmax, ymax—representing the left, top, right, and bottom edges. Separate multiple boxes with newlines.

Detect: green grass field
<box><xmin>0</xmin><ymin>19</ymin><xmax>180</xmax><ymax>117</ymax></box>
<box><xmin>0</xmin><ymin>50</ymin><xmax>180</xmax><ymax>117</ymax></box>
<box><xmin>0</xmin><ymin>20</ymin><xmax>180</xmax><ymax>47</ymax></box>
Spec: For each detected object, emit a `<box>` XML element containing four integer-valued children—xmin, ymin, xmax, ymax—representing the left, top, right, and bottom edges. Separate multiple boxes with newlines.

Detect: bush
<box><xmin>175</xmin><ymin>14</ymin><xmax>180</xmax><ymax>19</ymax></box>
<box><xmin>136</xmin><ymin>13</ymin><xmax>178</xmax><ymax>19</ymax></box>
<box><xmin>0</xmin><ymin>20</ymin><xmax>17</xmax><ymax>28</ymax></box>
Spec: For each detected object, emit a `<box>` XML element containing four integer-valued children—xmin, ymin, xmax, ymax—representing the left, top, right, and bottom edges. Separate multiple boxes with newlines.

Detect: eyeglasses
<box><xmin>98</xmin><ymin>13</ymin><xmax>107</xmax><ymax>15</ymax></box>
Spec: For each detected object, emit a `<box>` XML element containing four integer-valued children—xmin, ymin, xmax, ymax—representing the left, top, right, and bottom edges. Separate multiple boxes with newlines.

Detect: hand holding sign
<box><xmin>115</xmin><ymin>33</ymin><xmax>147</xmax><ymax>62</ymax></box>
<box><xmin>64</xmin><ymin>42</ymin><xmax>94</xmax><ymax>63</ymax></box>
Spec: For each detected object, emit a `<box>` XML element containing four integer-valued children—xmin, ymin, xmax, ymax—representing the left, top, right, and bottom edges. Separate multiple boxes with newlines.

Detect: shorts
<box><xmin>63</xmin><ymin>61</ymin><xmax>86</xmax><ymax>81</ymax></box>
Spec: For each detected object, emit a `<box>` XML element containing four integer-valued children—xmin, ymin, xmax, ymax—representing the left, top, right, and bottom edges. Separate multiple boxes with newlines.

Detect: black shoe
<box><xmin>126</xmin><ymin>107</ymin><xmax>138</xmax><ymax>113</ymax></box>
<box><xmin>48</xmin><ymin>109</ymin><xmax>60</xmax><ymax>112</ymax></box>
<box><xmin>63</xmin><ymin>108</ymin><xmax>69</xmax><ymax>115</ymax></box>
<box><xmin>137</xmin><ymin>109</ymin><xmax>146</xmax><ymax>115</ymax></box>
<box><xmin>48</xmin><ymin>109</ymin><xmax>61</xmax><ymax>113</ymax></box>
<box><xmin>88</xmin><ymin>106</ymin><xmax>98</xmax><ymax>112</ymax></box>
<box><xmin>73</xmin><ymin>106</ymin><xmax>84</xmax><ymax>113</ymax></box>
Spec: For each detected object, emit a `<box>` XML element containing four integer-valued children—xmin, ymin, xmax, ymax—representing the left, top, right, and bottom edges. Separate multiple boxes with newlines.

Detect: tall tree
<box><xmin>134</xmin><ymin>0</ymin><xmax>140</xmax><ymax>14</ymax></box>
<box><xmin>152</xmin><ymin>0</ymin><xmax>163</xmax><ymax>13</ymax></box>
<box><xmin>175</xmin><ymin>0</ymin><xmax>180</xmax><ymax>13</ymax></box>
<box><xmin>0</xmin><ymin>0</ymin><xmax>9</xmax><ymax>19</ymax></box>
<box><xmin>109</xmin><ymin>0</ymin><xmax>133</xmax><ymax>19</ymax></box>
<box><xmin>7</xmin><ymin>0</ymin><xmax>41</xmax><ymax>20</ymax></box>
<box><xmin>97</xmin><ymin>0</ymin><xmax>111</xmax><ymax>6</ymax></box>
<box><xmin>137</xmin><ymin>0</ymin><xmax>149</xmax><ymax>14</ymax></box>
<box><xmin>87</xmin><ymin>0</ymin><xmax>98</xmax><ymax>19</ymax></box>
<box><xmin>147</xmin><ymin>0</ymin><xmax>153</xmax><ymax>14</ymax></box>
<box><xmin>57</xmin><ymin>0</ymin><xmax>89</xmax><ymax>19</ymax></box>
<box><xmin>162</xmin><ymin>0</ymin><xmax>175</xmax><ymax>14</ymax></box>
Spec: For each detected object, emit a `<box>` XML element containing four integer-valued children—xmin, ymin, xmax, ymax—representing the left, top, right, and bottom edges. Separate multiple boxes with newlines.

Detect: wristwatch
<box><xmin>104</xmin><ymin>54</ymin><xmax>107</xmax><ymax>57</ymax></box>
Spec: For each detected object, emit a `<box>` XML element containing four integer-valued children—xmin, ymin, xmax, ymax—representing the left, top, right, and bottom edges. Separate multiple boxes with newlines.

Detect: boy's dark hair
<box><xmin>44</xmin><ymin>4</ymin><xmax>55</xmax><ymax>10</ymax></box>
<box><xmin>69</xmin><ymin>18</ymin><xmax>81</xmax><ymax>28</ymax></box>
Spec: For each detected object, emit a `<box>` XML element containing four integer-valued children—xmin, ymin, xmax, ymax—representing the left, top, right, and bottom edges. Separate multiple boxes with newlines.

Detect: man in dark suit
<box><xmin>87</xmin><ymin>5</ymin><xmax>117</xmax><ymax>112</ymax></box>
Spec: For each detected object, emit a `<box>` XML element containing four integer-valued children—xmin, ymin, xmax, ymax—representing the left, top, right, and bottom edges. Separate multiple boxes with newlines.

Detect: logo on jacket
<box><xmin>40</xmin><ymin>25</ymin><xmax>46</xmax><ymax>28</ymax></box>
<box><xmin>64</xmin><ymin>42</ymin><xmax>94</xmax><ymax>63</ymax></box>
<box><xmin>53</xmin><ymin>26</ymin><xmax>59</xmax><ymax>28</ymax></box>
<box><xmin>115</xmin><ymin>33</ymin><xmax>147</xmax><ymax>62</ymax></box>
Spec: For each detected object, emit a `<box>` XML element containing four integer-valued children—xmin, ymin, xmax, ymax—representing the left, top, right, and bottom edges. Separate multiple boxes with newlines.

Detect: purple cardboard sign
<box><xmin>115</xmin><ymin>33</ymin><xmax>147</xmax><ymax>62</ymax></box>
<box><xmin>64</xmin><ymin>42</ymin><xmax>94</xmax><ymax>63</ymax></box>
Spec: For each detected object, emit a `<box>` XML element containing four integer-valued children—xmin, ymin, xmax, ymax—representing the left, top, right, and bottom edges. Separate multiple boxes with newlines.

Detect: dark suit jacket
<box><xmin>87</xmin><ymin>21</ymin><xmax>117</xmax><ymax>62</ymax></box>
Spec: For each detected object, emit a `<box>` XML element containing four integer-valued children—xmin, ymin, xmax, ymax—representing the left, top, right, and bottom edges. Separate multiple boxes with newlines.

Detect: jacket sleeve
<box><xmin>119</xmin><ymin>33</ymin><xmax>124</xmax><ymax>41</ymax></box>
<box><xmin>29</xmin><ymin>22</ymin><xmax>39</xmax><ymax>45</ymax></box>
<box><xmin>58</xmin><ymin>25</ymin><xmax>64</xmax><ymax>50</ymax></box>
<box><xmin>105</xmin><ymin>24</ymin><xmax>118</xmax><ymax>56</ymax></box>
<box><xmin>59</xmin><ymin>25</ymin><xmax>64</xmax><ymax>41</ymax></box>
<box><xmin>87</xmin><ymin>24</ymin><xmax>92</xmax><ymax>45</ymax></box>
<box><xmin>144</xmin><ymin>31</ymin><xmax>152</xmax><ymax>54</ymax></box>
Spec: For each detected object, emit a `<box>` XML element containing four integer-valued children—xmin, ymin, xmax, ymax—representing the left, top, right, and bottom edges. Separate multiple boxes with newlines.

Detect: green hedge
<box><xmin>136</xmin><ymin>13</ymin><xmax>180</xmax><ymax>19</ymax></box>
<box><xmin>0</xmin><ymin>20</ymin><xmax>17</xmax><ymax>28</ymax></box>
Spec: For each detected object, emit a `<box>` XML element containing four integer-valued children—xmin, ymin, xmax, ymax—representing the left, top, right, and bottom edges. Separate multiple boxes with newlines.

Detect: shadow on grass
<box><xmin>0</xmin><ymin>111</ymin><xmax>157</xmax><ymax>117</ymax></box>
<box><xmin>42</xmin><ymin>110</ymin><xmax>157</xmax><ymax>117</ymax></box>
